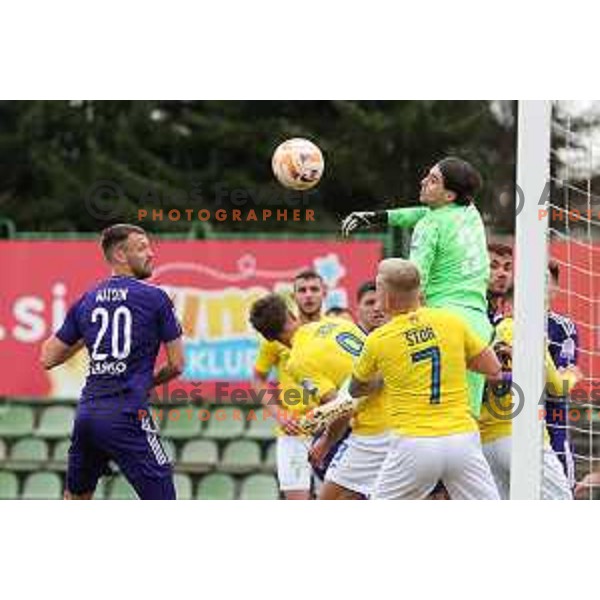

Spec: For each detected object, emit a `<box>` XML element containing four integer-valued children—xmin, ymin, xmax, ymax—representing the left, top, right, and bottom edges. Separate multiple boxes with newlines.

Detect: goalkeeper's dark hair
<box><xmin>437</xmin><ymin>157</ymin><xmax>483</xmax><ymax>206</ymax></box>
<box><xmin>100</xmin><ymin>223</ymin><xmax>147</xmax><ymax>261</ymax></box>
<box><xmin>249</xmin><ymin>293</ymin><xmax>290</xmax><ymax>341</ymax></box>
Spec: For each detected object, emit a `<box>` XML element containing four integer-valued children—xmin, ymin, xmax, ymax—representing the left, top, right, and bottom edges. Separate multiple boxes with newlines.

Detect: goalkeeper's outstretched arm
<box><xmin>341</xmin><ymin>206</ymin><xmax>428</xmax><ymax>236</ymax></box>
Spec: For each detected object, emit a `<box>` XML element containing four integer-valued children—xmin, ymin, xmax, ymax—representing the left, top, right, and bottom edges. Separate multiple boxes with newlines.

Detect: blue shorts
<box><xmin>66</xmin><ymin>406</ymin><xmax>175</xmax><ymax>500</ymax></box>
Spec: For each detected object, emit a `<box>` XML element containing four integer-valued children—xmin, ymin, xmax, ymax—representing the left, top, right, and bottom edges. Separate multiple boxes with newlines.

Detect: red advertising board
<box><xmin>0</xmin><ymin>239</ymin><xmax>383</xmax><ymax>399</ymax></box>
<box><xmin>1</xmin><ymin>238</ymin><xmax>596</xmax><ymax>401</ymax></box>
<box><xmin>550</xmin><ymin>241</ymin><xmax>600</xmax><ymax>394</ymax></box>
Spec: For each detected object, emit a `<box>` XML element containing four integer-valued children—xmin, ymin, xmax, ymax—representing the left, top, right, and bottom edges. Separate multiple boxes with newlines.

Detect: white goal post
<box><xmin>510</xmin><ymin>100</ymin><xmax>552</xmax><ymax>499</ymax></box>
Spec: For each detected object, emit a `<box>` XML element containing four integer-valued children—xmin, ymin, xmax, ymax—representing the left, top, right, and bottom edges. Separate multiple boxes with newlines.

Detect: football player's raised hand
<box><xmin>341</xmin><ymin>211</ymin><xmax>377</xmax><ymax>237</ymax></box>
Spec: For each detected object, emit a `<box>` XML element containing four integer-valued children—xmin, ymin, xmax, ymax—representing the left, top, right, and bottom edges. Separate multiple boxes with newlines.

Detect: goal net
<box><xmin>511</xmin><ymin>100</ymin><xmax>600</xmax><ymax>499</ymax></box>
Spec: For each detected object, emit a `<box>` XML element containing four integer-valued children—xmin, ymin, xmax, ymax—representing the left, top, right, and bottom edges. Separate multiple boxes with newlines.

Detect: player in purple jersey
<box><xmin>40</xmin><ymin>224</ymin><xmax>184</xmax><ymax>500</ymax></box>
<box><xmin>487</xmin><ymin>242</ymin><xmax>513</xmax><ymax>325</ymax></box>
<box><xmin>546</xmin><ymin>259</ymin><xmax>579</xmax><ymax>482</ymax></box>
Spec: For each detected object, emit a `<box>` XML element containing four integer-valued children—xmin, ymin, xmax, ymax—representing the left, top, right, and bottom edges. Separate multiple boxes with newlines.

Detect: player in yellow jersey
<box><xmin>480</xmin><ymin>316</ymin><xmax>580</xmax><ymax>499</ymax></box>
<box><xmin>252</xmin><ymin>269</ymin><xmax>324</xmax><ymax>500</ymax></box>
<box><xmin>325</xmin><ymin>306</ymin><xmax>354</xmax><ymax>321</ymax></box>
<box><xmin>250</xmin><ymin>290</ymin><xmax>389</xmax><ymax>499</ymax></box>
<box><xmin>349</xmin><ymin>258</ymin><xmax>502</xmax><ymax>499</ymax></box>
<box><xmin>296</xmin><ymin>282</ymin><xmax>390</xmax><ymax>500</ymax></box>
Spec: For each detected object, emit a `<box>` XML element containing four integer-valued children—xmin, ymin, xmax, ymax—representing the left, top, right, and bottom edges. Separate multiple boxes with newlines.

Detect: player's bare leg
<box><xmin>318</xmin><ymin>481</ymin><xmax>363</xmax><ymax>500</ymax></box>
<box><xmin>284</xmin><ymin>490</ymin><xmax>311</xmax><ymax>500</ymax></box>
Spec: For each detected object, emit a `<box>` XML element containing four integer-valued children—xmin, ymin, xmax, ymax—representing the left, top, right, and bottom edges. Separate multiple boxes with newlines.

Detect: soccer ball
<box><xmin>272</xmin><ymin>138</ymin><xmax>324</xmax><ymax>191</ymax></box>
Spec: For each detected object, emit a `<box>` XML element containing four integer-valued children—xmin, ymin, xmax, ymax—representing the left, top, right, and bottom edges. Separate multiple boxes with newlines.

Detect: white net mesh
<box><xmin>549</xmin><ymin>103</ymin><xmax>600</xmax><ymax>499</ymax></box>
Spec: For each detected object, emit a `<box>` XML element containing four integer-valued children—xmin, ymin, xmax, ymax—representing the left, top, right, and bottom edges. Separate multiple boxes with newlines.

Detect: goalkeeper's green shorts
<box><xmin>446</xmin><ymin>305</ymin><xmax>494</xmax><ymax>419</ymax></box>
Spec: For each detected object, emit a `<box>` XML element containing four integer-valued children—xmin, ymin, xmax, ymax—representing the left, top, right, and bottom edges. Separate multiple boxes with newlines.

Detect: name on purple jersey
<box><xmin>56</xmin><ymin>276</ymin><xmax>182</xmax><ymax>410</ymax></box>
<box><xmin>95</xmin><ymin>287</ymin><xmax>129</xmax><ymax>302</ymax></box>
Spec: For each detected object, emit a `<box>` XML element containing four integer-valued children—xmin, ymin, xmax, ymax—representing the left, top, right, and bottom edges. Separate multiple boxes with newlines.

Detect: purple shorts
<box><xmin>66</xmin><ymin>406</ymin><xmax>175</xmax><ymax>500</ymax></box>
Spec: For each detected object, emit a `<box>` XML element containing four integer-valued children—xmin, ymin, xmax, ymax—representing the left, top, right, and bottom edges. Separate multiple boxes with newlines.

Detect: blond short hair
<box><xmin>377</xmin><ymin>258</ymin><xmax>421</xmax><ymax>294</ymax></box>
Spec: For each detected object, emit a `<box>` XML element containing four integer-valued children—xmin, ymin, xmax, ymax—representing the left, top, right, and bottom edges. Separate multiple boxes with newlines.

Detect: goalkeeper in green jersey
<box><xmin>341</xmin><ymin>156</ymin><xmax>491</xmax><ymax>417</ymax></box>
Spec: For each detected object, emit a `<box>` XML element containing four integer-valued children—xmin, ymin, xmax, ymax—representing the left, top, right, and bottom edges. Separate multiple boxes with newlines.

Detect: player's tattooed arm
<box><xmin>153</xmin><ymin>338</ymin><xmax>185</xmax><ymax>387</ymax></box>
<box><xmin>308</xmin><ymin>414</ymin><xmax>352</xmax><ymax>470</ymax></box>
<box><xmin>364</xmin><ymin>375</ymin><xmax>383</xmax><ymax>394</ymax></box>
<box><xmin>40</xmin><ymin>337</ymin><xmax>84</xmax><ymax>370</ymax></box>
<box><xmin>348</xmin><ymin>375</ymin><xmax>372</xmax><ymax>398</ymax></box>
<box><xmin>325</xmin><ymin>414</ymin><xmax>352</xmax><ymax>446</ymax></box>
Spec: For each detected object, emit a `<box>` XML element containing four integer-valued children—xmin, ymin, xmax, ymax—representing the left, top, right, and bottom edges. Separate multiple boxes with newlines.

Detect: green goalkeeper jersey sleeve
<box><xmin>408</xmin><ymin>203</ymin><xmax>489</xmax><ymax>312</ymax></box>
<box><xmin>387</xmin><ymin>206</ymin><xmax>429</xmax><ymax>228</ymax></box>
